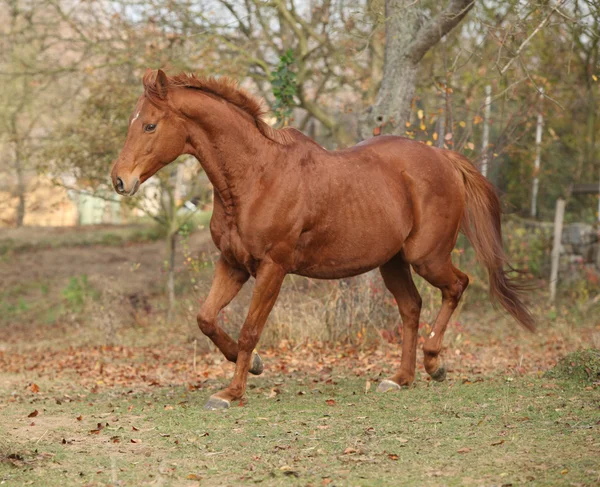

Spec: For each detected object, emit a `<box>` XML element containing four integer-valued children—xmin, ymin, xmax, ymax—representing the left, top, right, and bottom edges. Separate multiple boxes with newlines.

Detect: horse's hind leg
<box><xmin>196</xmin><ymin>256</ymin><xmax>264</xmax><ymax>375</ymax></box>
<box><xmin>412</xmin><ymin>257</ymin><xmax>469</xmax><ymax>381</ymax></box>
<box><xmin>377</xmin><ymin>253</ymin><xmax>422</xmax><ymax>391</ymax></box>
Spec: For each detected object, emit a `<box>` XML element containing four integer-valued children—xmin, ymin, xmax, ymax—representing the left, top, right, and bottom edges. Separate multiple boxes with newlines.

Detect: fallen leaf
<box><xmin>457</xmin><ymin>447</ymin><xmax>471</xmax><ymax>454</ymax></box>
<box><xmin>76</xmin><ymin>415</ymin><xmax>83</xmax><ymax>421</ymax></box>
<box><xmin>388</xmin><ymin>453</ymin><xmax>399</xmax><ymax>460</ymax></box>
<box><xmin>187</xmin><ymin>473</ymin><xmax>202</xmax><ymax>480</ymax></box>
<box><xmin>130</xmin><ymin>438</ymin><xmax>141</xmax><ymax>444</ymax></box>
<box><xmin>491</xmin><ymin>440</ymin><xmax>505</xmax><ymax>446</ymax></box>
<box><xmin>30</xmin><ymin>383</ymin><xmax>40</xmax><ymax>393</ymax></box>
<box><xmin>28</xmin><ymin>410</ymin><xmax>39</xmax><ymax>418</ymax></box>
<box><xmin>343</xmin><ymin>447</ymin><xmax>357</xmax><ymax>455</ymax></box>
<box><xmin>89</xmin><ymin>423</ymin><xmax>105</xmax><ymax>435</ymax></box>
<box><xmin>325</xmin><ymin>399</ymin><xmax>336</xmax><ymax>406</ymax></box>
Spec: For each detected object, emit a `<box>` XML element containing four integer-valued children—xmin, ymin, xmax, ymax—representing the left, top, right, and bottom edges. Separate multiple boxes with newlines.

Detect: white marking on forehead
<box><xmin>129</xmin><ymin>98</ymin><xmax>145</xmax><ymax>126</ymax></box>
<box><xmin>130</xmin><ymin>112</ymin><xmax>140</xmax><ymax>126</ymax></box>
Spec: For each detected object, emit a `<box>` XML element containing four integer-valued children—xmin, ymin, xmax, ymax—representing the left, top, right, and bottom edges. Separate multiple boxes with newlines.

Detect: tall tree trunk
<box><xmin>360</xmin><ymin>0</ymin><xmax>474</xmax><ymax>140</ymax></box>
<box><xmin>161</xmin><ymin>170</ymin><xmax>179</xmax><ymax>324</ymax></box>
<box><xmin>15</xmin><ymin>157</ymin><xmax>26</xmax><ymax>227</ymax></box>
<box><xmin>166</xmin><ymin>230</ymin><xmax>177</xmax><ymax>324</ymax></box>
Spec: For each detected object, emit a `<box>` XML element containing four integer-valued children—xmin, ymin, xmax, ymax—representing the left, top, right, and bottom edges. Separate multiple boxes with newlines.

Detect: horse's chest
<box><xmin>211</xmin><ymin>222</ymin><xmax>257</xmax><ymax>274</ymax></box>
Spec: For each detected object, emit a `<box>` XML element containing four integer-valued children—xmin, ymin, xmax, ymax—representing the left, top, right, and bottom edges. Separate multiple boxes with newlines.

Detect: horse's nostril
<box><xmin>116</xmin><ymin>177</ymin><xmax>124</xmax><ymax>193</ymax></box>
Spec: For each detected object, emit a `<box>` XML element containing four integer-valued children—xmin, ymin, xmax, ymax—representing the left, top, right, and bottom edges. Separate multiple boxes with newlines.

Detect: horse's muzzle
<box><xmin>113</xmin><ymin>176</ymin><xmax>140</xmax><ymax>196</ymax></box>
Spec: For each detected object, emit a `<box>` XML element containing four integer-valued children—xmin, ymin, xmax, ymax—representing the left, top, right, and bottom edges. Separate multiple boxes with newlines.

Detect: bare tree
<box><xmin>360</xmin><ymin>0</ymin><xmax>474</xmax><ymax>138</ymax></box>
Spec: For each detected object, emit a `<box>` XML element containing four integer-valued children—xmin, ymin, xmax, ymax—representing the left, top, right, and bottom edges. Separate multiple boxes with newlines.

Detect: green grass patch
<box><xmin>1</xmin><ymin>375</ymin><xmax>598</xmax><ymax>486</ymax></box>
<box><xmin>546</xmin><ymin>349</ymin><xmax>600</xmax><ymax>384</ymax></box>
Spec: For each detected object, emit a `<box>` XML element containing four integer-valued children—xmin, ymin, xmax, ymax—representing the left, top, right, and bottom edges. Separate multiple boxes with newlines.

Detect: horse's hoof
<box><xmin>429</xmin><ymin>366</ymin><xmax>447</xmax><ymax>382</ymax></box>
<box><xmin>249</xmin><ymin>352</ymin><xmax>264</xmax><ymax>376</ymax></box>
<box><xmin>377</xmin><ymin>379</ymin><xmax>402</xmax><ymax>393</ymax></box>
<box><xmin>204</xmin><ymin>396</ymin><xmax>231</xmax><ymax>410</ymax></box>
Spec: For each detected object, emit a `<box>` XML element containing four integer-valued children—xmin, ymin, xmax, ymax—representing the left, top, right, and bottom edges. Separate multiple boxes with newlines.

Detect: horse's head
<box><xmin>110</xmin><ymin>69</ymin><xmax>188</xmax><ymax>196</ymax></box>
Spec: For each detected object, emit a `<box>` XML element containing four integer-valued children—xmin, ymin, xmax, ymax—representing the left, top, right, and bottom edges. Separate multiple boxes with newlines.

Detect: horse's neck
<box><xmin>178</xmin><ymin>94</ymin><xmax>281</xmax><ymax>214</ymax></box>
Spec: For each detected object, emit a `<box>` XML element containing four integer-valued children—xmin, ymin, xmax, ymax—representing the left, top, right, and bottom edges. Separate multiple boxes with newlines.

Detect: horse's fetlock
<box><xmin>423</xmin><ymin>346</ymin><xmax>440</xmax><ymax>358</ymax></box>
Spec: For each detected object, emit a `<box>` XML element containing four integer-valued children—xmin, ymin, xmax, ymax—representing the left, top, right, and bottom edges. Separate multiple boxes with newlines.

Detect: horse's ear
<box><xmin>155</xmin><ymin>69</ymin><xmax>169</xmax><ymax>99</ymax></box>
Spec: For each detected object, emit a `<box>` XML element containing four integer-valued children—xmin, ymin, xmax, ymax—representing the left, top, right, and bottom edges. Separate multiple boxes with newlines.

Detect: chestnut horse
<box><xmin>111</xmin><ymin>70</ymin><xmax>534</xmax><ymax>410</ymax></box>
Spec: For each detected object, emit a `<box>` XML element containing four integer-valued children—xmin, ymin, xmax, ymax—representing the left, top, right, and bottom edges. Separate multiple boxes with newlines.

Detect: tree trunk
<box><xmin>360</xmin><ymin>0</ymin><xmax>420</xmax><ymax>139</ymax></box>
<box><xmin>166</xmin><ymin>230</ymin><xmax>177</xmax><ymax>324</ymax></box>
<box><xmin>360</xmin><ymin>0</ymin><xmax>474</xmax><ymax>140</ymax></box>
<box><xmin>15</xmin><ymin>158</ymin><xmax>26</xmax><ymax>227</ymax></box>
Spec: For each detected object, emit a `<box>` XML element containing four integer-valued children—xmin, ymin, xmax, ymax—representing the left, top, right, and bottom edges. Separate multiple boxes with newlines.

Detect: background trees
<box><xmin>1</xmin><ymin>0</ymin><xmax>599</xmax><ymax>320</ymax></box>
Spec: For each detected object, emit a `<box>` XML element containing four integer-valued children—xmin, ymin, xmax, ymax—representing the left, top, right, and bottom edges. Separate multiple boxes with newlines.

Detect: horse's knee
<box><xmin>197</xmin><ymin>311</ymin><xmax>216</xmax><ymax>337</ymax></box>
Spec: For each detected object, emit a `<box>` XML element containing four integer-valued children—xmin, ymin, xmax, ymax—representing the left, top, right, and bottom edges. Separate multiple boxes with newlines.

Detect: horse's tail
<box><xmin>444</xmin><ymin>150</ymin><xmax>535</xmax><ymax>331</ymax></box>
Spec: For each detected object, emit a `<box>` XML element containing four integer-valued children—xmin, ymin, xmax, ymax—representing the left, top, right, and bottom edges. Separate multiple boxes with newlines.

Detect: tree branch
<box><xmin>499</xmin><ymin>0</ymin><xmax>567</xmax><ymax>75</ymax></box>
<box><xmin>408</xmin><ymin>0</ymin><xmax>474</xmax><ymax>64</ymax></box>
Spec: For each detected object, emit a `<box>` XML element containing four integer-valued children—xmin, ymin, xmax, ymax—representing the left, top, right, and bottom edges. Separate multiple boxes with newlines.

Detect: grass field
<box><xmin>1</xmin><ymin>356</ymin><xmax>599</xmax><ymax>487</ymax></box>
<box><xmin>1</xmin><ymin>224</ymin><xmax>599</xmax><ymax>486</ymax></box>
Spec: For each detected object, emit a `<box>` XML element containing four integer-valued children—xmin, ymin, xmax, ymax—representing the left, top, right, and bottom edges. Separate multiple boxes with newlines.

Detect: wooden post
<box><xmin>549</xmin><ymin>198</ymin><xmax>566</xmax><ymax>303</ymax></box>
<box><xmin>480</xmin><ymin>85</ymin><xmax>491</xmax><ymax>177</ymax></box>
<box><xmin>530</xmin><ymin>88</ymin><xmax>544</xmax><ymax>218</ymax></box>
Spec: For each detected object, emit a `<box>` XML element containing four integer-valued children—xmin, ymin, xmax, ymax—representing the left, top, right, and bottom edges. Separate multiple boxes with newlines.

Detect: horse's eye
<box><xmin>144</xmin><ymin>124</ymin><xmax>156</xmax><ymax>133</ymax></box>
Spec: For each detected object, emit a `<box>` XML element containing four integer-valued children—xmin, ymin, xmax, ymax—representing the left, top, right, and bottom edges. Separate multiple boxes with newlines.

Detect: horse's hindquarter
<box><xmin>292</xmin><ymin>142</ymin><xmax>417</xmax><ymax>279</ymax></box>
<box><xmin>365</xmin><ymin>137</ymin><xmax>466</xmax><ymax>266</ymax></box>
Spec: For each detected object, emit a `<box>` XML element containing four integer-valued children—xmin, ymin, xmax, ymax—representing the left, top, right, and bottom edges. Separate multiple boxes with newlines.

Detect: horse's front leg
<box><xmin>204</xmin><ymin>261</ymin><xmax>285</xmax><ymax>410</ymax></box>
<box><xmin>197</xmin><ymin>256</ymin><xmax>255</xmax><ymax>367</ymax></box>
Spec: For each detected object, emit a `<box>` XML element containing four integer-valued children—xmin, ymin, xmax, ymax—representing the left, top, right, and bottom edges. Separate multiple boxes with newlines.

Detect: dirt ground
<box><xmin>1</xmin><ymin>225</ymin><xmax>214</xmax><ymax>295</ymax></box>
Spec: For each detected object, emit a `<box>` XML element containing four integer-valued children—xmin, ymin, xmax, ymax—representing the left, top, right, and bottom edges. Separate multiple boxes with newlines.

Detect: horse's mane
<box><xmin>142</xmin><ymin>71</ymin><xmax>295</xmax><ymax>146</ymax></box>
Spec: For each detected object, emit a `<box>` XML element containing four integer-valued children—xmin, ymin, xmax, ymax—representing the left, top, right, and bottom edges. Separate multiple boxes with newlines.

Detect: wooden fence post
<box><xmin>549</xmin><ymin>198</ymin><xmax>566</xmax><ymax>303</ymax></box>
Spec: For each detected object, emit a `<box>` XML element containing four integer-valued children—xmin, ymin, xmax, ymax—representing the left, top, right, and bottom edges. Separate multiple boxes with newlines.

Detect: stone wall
<box><xmin>561</xmin><ymin>223</ymin><xmax>600</xmax><ymax>268</ymax></box>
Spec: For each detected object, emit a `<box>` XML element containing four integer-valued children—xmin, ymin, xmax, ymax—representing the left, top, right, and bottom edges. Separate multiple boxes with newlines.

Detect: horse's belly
<box><xmin>292</xmin><ymin>224</ymin><xmax>406</xmax><ymax>279</ymax></box>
